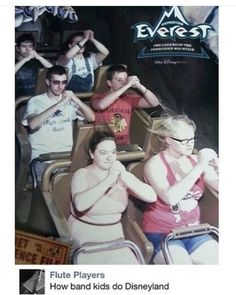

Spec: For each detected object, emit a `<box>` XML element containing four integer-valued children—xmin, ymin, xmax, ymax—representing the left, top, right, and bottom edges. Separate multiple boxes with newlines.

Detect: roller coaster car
<box><xmin>126</xmin><ymin>161</ymin><xmax>219</xmax><ymax>264</ymax></box>
<box><xmin>16</xmin><ymin>96</ymin><xmax>218</xmax><ymax>264</ymax></box>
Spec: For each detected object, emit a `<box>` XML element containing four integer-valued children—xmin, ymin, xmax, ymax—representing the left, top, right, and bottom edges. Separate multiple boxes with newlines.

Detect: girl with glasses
<box><xmin>143</xmin><ymin>114</ymin><xmax>219</xmax><ymax>264</ymax></box>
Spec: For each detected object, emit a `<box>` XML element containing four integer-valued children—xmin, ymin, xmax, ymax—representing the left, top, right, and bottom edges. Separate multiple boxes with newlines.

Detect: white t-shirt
<box><xmin>65</xmin><ymin>54</ymin><xmax>99</xmax><ymax>85</ymax></box>
<box><xmin>22</xmin><ymin>93</ymin><xmax>84</xmax><ymax>159</ymax></box>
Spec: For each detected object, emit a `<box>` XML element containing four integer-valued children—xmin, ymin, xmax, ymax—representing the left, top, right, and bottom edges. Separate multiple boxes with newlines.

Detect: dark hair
<box><xmin>46</xmin><ymin>65</ymin><xmax>67</xmax><ymax>80</ymax></box>
<box><xmin>16</xmin><ymin>33</ymin><xmax>35</xmax><ymax>47</ymax></box>
<box><xmin>106</xmin><ymin>65</ymin><xmax>128</xmax><ymax>81</ymax></box>
<box><xmin>89</xmin><ymin>131</ymin><xmax>115</xmax><ymax>153</ymax></box>
<box><xmin>67</xmin><ymin>31</ymin><xmax>84</xmax><ymax>45</ymax></box>
<box><xmin>62</xmin><ymin>31</ymin><xmax>90</xmax><ymax>57</ymax></box>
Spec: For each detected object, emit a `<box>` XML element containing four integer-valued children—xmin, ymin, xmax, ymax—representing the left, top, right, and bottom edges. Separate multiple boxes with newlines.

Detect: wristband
<box><xmin>76</xmin><ymin>42</ymin><xmax>83</xmax><ymax>49</ymax></box>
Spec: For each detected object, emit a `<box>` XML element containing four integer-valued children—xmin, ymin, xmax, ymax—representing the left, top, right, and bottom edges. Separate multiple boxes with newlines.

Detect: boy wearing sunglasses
<box><xmin>22</xmin><ymin>65</ymin><xmax>95</xmax><ymax>180</ymax></box>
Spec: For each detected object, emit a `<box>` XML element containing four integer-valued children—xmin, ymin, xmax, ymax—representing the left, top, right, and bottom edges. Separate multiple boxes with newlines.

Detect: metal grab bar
<box><xmin>72</xmin><ymin>238</ymin><xmax>146</xmax><ymax>264</ymax></box>
<box><xmin>161</xmin><ymin>223</ymin><xmax>219</xmax><ymax>264</ymax></box>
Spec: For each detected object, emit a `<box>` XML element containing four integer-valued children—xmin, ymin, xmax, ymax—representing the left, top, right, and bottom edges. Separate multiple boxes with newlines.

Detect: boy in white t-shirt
<box><xmin>22</xmin><ymin>65</ymin><xmax>95</xmax><ymax>180</ymax></box>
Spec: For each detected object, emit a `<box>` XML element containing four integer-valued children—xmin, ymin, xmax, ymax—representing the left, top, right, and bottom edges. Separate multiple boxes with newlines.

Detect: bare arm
<box><xmin>144</xmin><ymin>149</ymin><xmax>217</xmax><ymax>205</ymax></box>
<box><xmin>91</xmin><ymin>76</ymin><xmax>138</xmax><ymax>110</ymax></box>
<box><xmin>202</xmin><ymin>158</ymin><xmax>219</xmax><ymax>193</ymax></box>
<box><xmin>91</xmin><ymin>74</ymin><xmax>160</xmax><ymax>110</ymax></box>
<box><xmin>88</xmin><ymin>30</ymin><xmax>109</xmax><ymax>65</ymax></box>
<box><xmin>110</xmin><ymin>161</ymin><xmax>157</xmax><ymax>203</ymax></box>
<box><xmin>16</xmin><ymin>50</ymin><xmax>52</xmax><ymax>73</ymax></box>
<box><xmin>91</xmin><ymin>85</ymin><xmax>130</xmax><ymax>110</ymax></box>
<box><xmin>59</xmin><ymin>31</ymin><xmax>91</xmax><ymax>66</ymax></box>
<box><xmin>132</xmin><ymin>80</ymin><xmax>160</xmax><ymax>108</ymax></box>
<box><xmin>15</xmin><ymin>56</ymin><xmax>32</xmax><ymax>73</ymax></box>
<box><xmin>33</xmin><ymin>50</ymin><xmax>53</xmax><ymax>68</ymax></box>
<box><xmin>27</xmin><ymin>95</ymin><xmax>70</xmax><ymax>130</ymax></box>
<box><xmin>70</xmin><ymin>91</ymin><xmax>95</xmax><ymax>122</ymax></box>
<box><xmin>120</xmin><ymin>172</ymin><xmax>156</xmax><ymax>202</ymax></box>
<box><xmin>72</xmin><ymin>169</ymin><xmax>120</xmax><ymax>212</ymax></box>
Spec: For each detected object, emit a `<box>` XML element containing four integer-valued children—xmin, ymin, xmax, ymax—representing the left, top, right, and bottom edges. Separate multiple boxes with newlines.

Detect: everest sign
<box><xmin>132</xmin><ymin>6</ymin><xmax>215</xmax><ymax>58</ymax></box>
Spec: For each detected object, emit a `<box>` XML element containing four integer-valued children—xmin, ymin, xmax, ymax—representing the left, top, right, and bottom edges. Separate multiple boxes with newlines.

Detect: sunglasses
<box><xmin>169</xmin><ymin>137</ymin><xmax>196</xmax><ymax>145</ymax></box>
<box><xmin>50</xmin><ymin>80</ymin><xmax>67</xmax><ymax>85</ymax></box>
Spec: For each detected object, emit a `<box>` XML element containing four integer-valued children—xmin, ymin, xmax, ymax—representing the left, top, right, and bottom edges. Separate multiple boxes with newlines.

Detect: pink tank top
<box><xmin>143</xmin><ymin>152</ymin><xmax>205</xmax><ymax>234</ymax></box>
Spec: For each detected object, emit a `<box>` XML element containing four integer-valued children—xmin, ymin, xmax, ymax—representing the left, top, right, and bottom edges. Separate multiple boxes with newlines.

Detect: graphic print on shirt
<box><xmin>73</xmin><ymin>60</ymin><xmax>90</xmax><ymax>78</ymax></box>
<box><xmin>43</xmin><ymin>104</ymin><xmax>72</xmax><ymax>133</ymax></box>
<box><xmin>110</xmin><ymin>113</ymin><xmax>128</xmax><ymax>133</ymax></box>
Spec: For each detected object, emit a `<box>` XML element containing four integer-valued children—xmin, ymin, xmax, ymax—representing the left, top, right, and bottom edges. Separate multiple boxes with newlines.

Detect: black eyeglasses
<box><xmin>50</xmin><ymin>80</ymin><xmax>67</xmax><ymax>85</ymax></box>
<box><xmin>169</xmin><ymin>137</ymin><xmax>196</xmax><ymax>145</ymax></box>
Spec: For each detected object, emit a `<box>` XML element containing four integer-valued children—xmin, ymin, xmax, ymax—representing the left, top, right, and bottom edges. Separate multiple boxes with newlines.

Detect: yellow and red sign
<box><xmin>15</xmin><ymin>230</ymin><xmax>70</xmax><ymax>264</ymax></box>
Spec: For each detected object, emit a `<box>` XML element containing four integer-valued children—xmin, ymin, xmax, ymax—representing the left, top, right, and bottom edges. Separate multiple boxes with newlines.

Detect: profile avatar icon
<box><xmin>19</xmin><ymin>269</ymin><xmax>45</xmax><ymax>294</ymax></box>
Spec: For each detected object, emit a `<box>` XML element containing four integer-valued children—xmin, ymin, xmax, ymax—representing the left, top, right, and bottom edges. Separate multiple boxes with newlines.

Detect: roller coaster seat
<box><xmin>69</xmin><ymin>121</ymin><xmax>146</xmax><ymax>172</ymax></box>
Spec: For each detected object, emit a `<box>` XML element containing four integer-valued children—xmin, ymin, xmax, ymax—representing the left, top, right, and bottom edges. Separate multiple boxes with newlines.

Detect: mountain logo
<box><xmin>132</xmin><ymin>6</ymin><xmax>213</xmax><ymax>42</ymax></box>
<box><xmin>132</xmin><ymin>6</ymin><xmax>215</xmax><ymax>58</ymax></box>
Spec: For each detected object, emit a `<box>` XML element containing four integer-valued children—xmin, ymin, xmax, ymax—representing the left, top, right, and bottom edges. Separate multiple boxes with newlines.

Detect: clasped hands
<box><xmin>108</xmin><ymin>160</ymin><xmax>127</xmax><ymax>184</ymax></box>
<box><xmin>25</xmin><ymin>49</ymin><xmax>41</xmax><ymax>61</ymax></box>
<box><xmin>126</xmin><ymin>75</ymin><xmax>141</xmax><ymax>88</ymax></box>
<box><xmin>83</xmin><ymin>30</ymin><xmax>95</xmax><ymax>41</ymax></box>
<box><xmin>57</xmin><ymin>91</ymin><xmax>81</xmax><ymax>107</ymax></box>
<box><xmin>198</xmin><ymin>148</ymin><xmax>218</xmax><ymax>170</ymax></box>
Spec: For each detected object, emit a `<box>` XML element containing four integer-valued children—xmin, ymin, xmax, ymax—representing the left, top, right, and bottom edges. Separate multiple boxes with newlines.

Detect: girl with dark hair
<box><xmin>68</xmin><ymin>131</ymin><xmax>156</xmax><ymax>264</ymax></box>
<box><xmin>57</xmin><ymin>30</ymin><xmax>109</xmax><ymax>92</ymax></box>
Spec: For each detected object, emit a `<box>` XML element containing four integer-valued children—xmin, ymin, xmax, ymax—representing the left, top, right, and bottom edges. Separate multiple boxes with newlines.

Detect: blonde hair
<box><xmin>149</xmin><ymin>114</ymin><xmax>196</xmax><ymax>141</ymax></box>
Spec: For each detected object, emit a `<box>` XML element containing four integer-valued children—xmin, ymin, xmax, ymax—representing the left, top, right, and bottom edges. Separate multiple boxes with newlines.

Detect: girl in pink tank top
<box><xmin>143</xmin><ymin>114</ymin><xmax>219</xmax><ymax>264</ymax></box>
